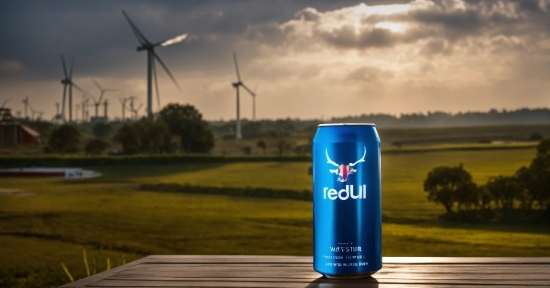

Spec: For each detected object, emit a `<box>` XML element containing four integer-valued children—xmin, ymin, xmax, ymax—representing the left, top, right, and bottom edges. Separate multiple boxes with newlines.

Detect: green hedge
<box><xmin>0</xmin><ymin>154</ymin><xmax>311</xmax><ymax>168</ymax></box>
<box><xmin>140</xmin><ymin>183</ymin><xmax>312</xmax><ymax>202</ymax></box>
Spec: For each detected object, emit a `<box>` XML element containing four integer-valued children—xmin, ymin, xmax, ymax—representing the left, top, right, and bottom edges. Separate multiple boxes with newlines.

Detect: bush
<box><xmin>93</xmin><ymin>122</ymin><xmax>113</xmax><ymax>139</ymax></box>
<box><xmin>85</xmin><ymin>138</ymin><xmax>109</xmax><ymax>156</ymax></box>
<box><xmin>45</xmin><ymin>124</ymin><xmax>81</xmax><ymax>154</ymax></box>
<box><xmin>158</xmin><ymin>103</ymin><xmax>215</xmax><ymax>153</ymax></box>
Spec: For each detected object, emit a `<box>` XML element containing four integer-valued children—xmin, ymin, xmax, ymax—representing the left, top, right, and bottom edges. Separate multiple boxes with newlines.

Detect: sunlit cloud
<box><xmin>1</xmin><ymin>1</ymin><xmax>549</xmax><ymax>120</ymax></box>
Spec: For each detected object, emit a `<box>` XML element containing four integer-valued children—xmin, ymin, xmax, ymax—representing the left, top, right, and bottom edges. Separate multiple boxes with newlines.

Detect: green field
<box><xmin>0</xmin><ymin>146</ymin><xmax>549</xmax><ymax>286</ymax></box>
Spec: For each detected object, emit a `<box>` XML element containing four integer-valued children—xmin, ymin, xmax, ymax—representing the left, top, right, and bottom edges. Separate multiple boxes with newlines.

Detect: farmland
<box><xmin>0</xmin><ymin>145</ymin><xmax>549</xmax><ymax>286</ymax></box>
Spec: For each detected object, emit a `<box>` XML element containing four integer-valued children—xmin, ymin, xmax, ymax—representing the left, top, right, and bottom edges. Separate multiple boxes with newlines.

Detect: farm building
<box><xmin>0</xmin><ymin>108</ymin><xmax>41</xmax><ymax>146</ymax></box>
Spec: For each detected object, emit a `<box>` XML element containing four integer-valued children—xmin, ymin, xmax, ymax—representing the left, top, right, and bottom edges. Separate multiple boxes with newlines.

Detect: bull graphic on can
<box><xmin>325</xmin><ymin>146</ymin><xmax>366</xmax><ymax>182</ymax></box>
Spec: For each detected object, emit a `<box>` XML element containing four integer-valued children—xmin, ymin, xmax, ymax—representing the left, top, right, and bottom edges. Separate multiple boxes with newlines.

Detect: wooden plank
<box><xmin>81</xmin><ymin>278</ymin><xmax>550</xmax><ymax>287</ymax></box>
<box><xmin>112</xmin><ymin>265</ymin><xmax>550</xmax><ymax>279</ymax></box>
<box><xmin>60</xmin><ymin>256</ymin><xmax>550</xmax><ymax>287</ymax></box>
<box><xmin>141</xmin><ymin>255</ymin><xmax>550</xmax><ymax>264</ymax></box>
<box><xmin>58</xmin><ymin>257</ymin><xmax>148</xmax><ymax>288</ymax></box>
<box><xmin>120</xmin><ymin>263</ymin><xmax>550</xmax><ymax>273</ymax></box>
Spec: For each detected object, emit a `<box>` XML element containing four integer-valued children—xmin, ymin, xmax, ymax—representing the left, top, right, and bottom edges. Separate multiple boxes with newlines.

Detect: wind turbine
<box><xmin>119</xmin><ymin>97</ymin><xmax>130</xmax><ymax>121</ymax></box>
<box><xmin>22</xmin><ymin>96</ymin><xmax>30</xmax><ymax>119</ymax></box>
<box><xmin>132</xmin><ymin>103</ymin><xmax>143</xmax><ymax>120</ymax></box>
<box><xmin>81</xmin><ymin>98</ymin><xmax>90</xmax><ymax>122</ymax></box>
<box><xmin>92</xmin><ymin>79</ymin><xmax>117</xmax><ymax>118</ymax></box>
<box><xmin>60</xmin><ymin>54</ymin><xmax>84</xmax><ymax>122</ymax></box>
<box><xmin>231</xmin><ymin>52</ymin><xmax>255</xmax><ymax>139</ymax></box>
<box><xmin>122</xmin><ymin>10</ymin><xmax>188</xmax><ymax>118</ymax></box>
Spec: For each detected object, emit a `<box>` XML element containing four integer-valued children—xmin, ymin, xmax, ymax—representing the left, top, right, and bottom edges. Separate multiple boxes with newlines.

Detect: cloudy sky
<box><xmin>0</xmin><ymin>0</ymin><xmax>549</xmax><ymax>121</ymax></box>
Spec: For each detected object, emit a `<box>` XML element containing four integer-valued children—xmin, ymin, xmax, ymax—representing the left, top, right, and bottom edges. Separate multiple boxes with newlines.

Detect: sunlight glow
<box><xmin>375</xmin><ymin>21</ymin><xmax>406</xmax><ymax>33</ymax></box>
<box><xmin>353</xmin><ymin>3</ymin><xmax>410</xmax><ymax>16</ymax></box>
<box><xmin>161</xmin><ymin>33</ymin><xmax>188</xmax><ymax>46</ymax></box>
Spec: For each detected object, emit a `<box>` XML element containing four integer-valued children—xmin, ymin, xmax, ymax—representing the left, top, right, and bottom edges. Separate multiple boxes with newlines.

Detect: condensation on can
<box><xmin>312</xmin><ymin>123</ymin><xmax>382</xmax><ymax>278</ymax></box>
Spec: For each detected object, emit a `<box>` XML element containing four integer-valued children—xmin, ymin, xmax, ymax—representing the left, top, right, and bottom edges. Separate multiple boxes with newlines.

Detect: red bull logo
<box><xmin>326</xmin><ymin>147</ymin><xmax>366</xmax><ymax>182</ymax></box>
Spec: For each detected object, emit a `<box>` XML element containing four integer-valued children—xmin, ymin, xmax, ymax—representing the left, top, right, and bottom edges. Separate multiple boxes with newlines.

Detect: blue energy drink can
<box><xmin>312</xmin><ymin>123</ymin><xmax>382</xmax><ymax>278</ymax></box>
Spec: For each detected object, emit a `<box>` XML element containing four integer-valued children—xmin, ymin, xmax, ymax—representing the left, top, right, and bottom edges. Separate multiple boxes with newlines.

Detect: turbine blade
<box><xmin>72</xmin><ymin>83</ymin><xmax>85</xmax><ymax>93</ymax></box>
<box><xmin>121</xmin><ymin>10</ymin><xmax>151</xmax><ymax>45</ymax></box>
<box><xmin>92</xmin><ymin>79</ymin><xmax>103</xmax><ymax>91</ymax></box>
<box><xmin>153</xmin><ymin>51</ymin><xmax>181</xmax><ymax>91</ymax></box>
<box><xmin>88</xmin><ymin>94</ymin><xmax>97</xmax><ymax>103</ymax></box>
<box><xmin>253</xmin><ymin>82</ymin><xmax>259</xmax><ymax>93</ymax></box>
<box><xmin>98</xmin><ymin>92</ymin><xmax>105</xmax><ymax>104</ymax></box>
<box><xmin>61</xmin><ymin>54</ymin><xmax>68</xmax><ymax>78</ymax></box>
<box><xmin>241</xmin><ymin>83</ymin><xmax>255</xmax><ymax>96</ymax></box>
<box><xmin>159</xmin><ymin>33</ymin><xmax>188</xmax><ymax>47</ymax></box>
<box><xmin>152</xmin><ymin>57</ymin><xmax>161</xmax><ymax>111</ymax></box>
<box><xmin>233</xmin><ymin>52</ymin><xmax>241</xmax><ymax>82</ymax></box>
<box><xmin>69</xmin><ymin>58</ymin><xmax>74</xmax><ymax>78</ymax></box>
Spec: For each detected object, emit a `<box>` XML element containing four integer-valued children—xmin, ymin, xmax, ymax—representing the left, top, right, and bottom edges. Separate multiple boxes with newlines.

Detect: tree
<box><xmin>113</xmin><ymin>123</ymin><xmax>140</xmax><ymax>154</ymax></box>
<box><xmin>158</xmin><ymin>103</ymin><xmax>214</xmax><ymax>153</ymax></box>
<box><xmin>85</xmin><ymin>138</ymin><xmax>109</xmax><ymax>155</ymax></box>
<box><xmin>528</xmin><ymin>139</ymin><xmax>550</xmax><ymax>209</ymax></box>
<box><xmin>114</xmin><ymin>118</ymin><xmax>177</xmax><ymax>154</ymax></box>
<box><xmin>256</xmin><ymin>140</ymin><xmax>267</xmax><ymax>155</ymax></box>
<box><xmin>134</xmin><ymin>118</ymin><xmax>175</xmax><ymax>154</ymax></box>
<box><xmin>46</xmin><ymin>124</ymin><xmax>81</xmax><ymax>153</ymax></box>
<box><xmin>93</xmin><ymin>122</ymin><xmax>112</xmax><ymax>139</ymax></box>
<box><xmin>423</xmin><ymin>164</ymin><xmax>477</xmax><ymax>214</ymax></box>
<box><xmin>484</xmin><ymin>175</ymin><xmax>520</xmax><ymax>212</ymax></box>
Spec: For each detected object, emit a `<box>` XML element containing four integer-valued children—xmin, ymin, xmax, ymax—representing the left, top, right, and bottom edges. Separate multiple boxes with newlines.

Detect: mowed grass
<box><xmin>0</xmin><ymin>147</ymin><xmax>549</xmax><ymax>284</ymax></box>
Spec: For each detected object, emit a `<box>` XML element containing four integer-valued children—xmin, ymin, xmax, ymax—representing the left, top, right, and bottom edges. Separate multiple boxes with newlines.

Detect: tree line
<box><xmin>44</xmin><ymin>104</ymin><xmax>215</xmax><ymax>155</ymax></box>
<box><xmin>424</xmin><ymin>139</ymin><xmax>550</xmax><ymax>222</ymax></box>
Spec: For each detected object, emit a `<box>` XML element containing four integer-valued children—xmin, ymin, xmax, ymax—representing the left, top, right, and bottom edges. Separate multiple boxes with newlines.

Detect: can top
<box><xmin>318</xmin><ymin>123</ymin><xmax>375</xmax><ymax>127</ymax></box>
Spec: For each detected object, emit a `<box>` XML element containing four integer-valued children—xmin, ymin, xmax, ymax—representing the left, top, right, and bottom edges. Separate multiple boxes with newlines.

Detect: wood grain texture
<box><xmin>60</xmin><ymin>256</ymin><xmax>550</xmax><ymax>287</ymax></box>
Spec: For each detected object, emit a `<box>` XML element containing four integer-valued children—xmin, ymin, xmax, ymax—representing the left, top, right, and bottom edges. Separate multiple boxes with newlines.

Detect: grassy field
<box><xmin>0</xmin><ymin>146</ymin><xmax>549</xmax><ymax>286</ymax></box>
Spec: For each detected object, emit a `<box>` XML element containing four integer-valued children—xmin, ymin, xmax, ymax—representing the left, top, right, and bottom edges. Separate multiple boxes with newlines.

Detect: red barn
<box><xmin>0</xmin><ymin>108</ymin><xmax>41</xmax><ymax>146</ymax></box>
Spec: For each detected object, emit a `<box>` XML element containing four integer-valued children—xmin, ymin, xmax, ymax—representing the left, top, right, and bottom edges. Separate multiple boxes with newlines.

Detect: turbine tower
<box><xmin>60</xmin><ymin>54</ymin><xmax>84</xmax><ymax>122</ymax></box>
<box><xmin>231</xmin><ymin>52</ymin><xmax>255</xmax><ymax>139</ymax></box>
<box><xmin>251</xmin><ymin>82</ymin><xmax>259</xmax><ymax>121</ymax></box>
<box><xmin>122</xmin><ymin>10</ymin><xmax>187</xmax><ymax>118</ymax></box>
<box><xmin>119</xmin><ymin>97</ymin><xmax>130</xmax><ymax>121</ymax></box>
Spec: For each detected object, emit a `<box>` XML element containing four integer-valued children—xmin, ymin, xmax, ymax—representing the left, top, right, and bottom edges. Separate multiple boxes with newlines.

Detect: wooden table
<box><xmin>60</xmin><ymin>256</ymin><xmax>550</xmax><ymax>287</ymax></box>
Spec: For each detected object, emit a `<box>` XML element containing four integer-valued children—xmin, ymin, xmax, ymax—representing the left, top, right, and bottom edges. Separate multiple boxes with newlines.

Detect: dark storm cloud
<box><xmin>1</xmin><ymin>0</ymin><xmax>549</xmax><ymax>120</ymax></box>
<box><xmin>0</xmin><ymin>0</ymin><xmax>377</xmax><ymax>82</ymax></box>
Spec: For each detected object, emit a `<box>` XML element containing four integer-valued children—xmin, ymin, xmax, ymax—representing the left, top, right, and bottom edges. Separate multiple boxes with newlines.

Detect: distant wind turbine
<box><xmin>22</xmin><ymin>96</ymin><xmax>30</xmax><ymax>119</ymax></box>
<box><xmin>231</xmin><ymin>52</ymin><xmax>255</xmax><ymax>139</ymax></box>
<box><xmin>251</xmin><ymin>82</ymin><xmax>259</xmax><ymax>121</ymax></box>
<box><xmin>91</xmin><ymin>79</ymin><xmax>117</xmax><ymax>118</ymax></box>
<box><xmin>60</xmin><ymin>54</ymin><xmax>84</xmax><ymax>122</ymax></box>
<box><xmin>119</xmin><ymin>97</ymin><xmax>130</xmax><ymax>121</ymax></box>
<box><xmin>122</xmin><ymin>10</ymin><xmax>189</xmax><ymax>118</ymax></box>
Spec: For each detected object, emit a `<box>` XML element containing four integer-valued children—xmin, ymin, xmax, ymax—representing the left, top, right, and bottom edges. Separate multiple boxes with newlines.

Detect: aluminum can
<box><xmin>312</xmin><ymin>123</ymin><xmax>382</xmax><ymax>278</ymax></box>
